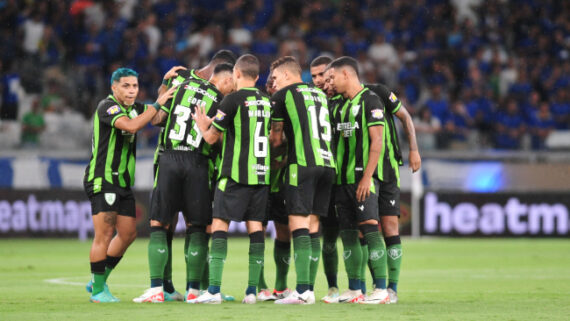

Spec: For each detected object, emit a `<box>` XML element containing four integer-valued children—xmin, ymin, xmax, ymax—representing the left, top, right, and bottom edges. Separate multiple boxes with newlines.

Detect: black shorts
<box><xmin>266</xmin><ymin>190</ymin><xmax>287</xmax><ymax>225</ymax></box>
<box><xmin>150</xmin><ymin>150</ymin><xmax>212</xmax><ymax>226</ymax></box>
<box><xmin>334</xmin><ymin>178</ymin><xmax>380</xmax><ymax>229</ymax></box>
<box><xmin>378</xmin><ymin>178</ymin><xmax>401</xmax><ymax>216</ymax></box>
<box><xmin>285</xmin><ymin>164</ymin><xmax>335</xmax><ymax>217</ymax></box>
<box><xmin>84</xmin><ymin>180</ymin><xmax>135</xmax><ymax>217</ymax></box>
<box><xmin>320</xmin><ymin>192</ymin><xmax>338</xmax><ymax>228</ymax></box>
<box><xmin>213</xmin><ymin>177</ymin><xmax>269</xmax><ymax>222</ymax></box>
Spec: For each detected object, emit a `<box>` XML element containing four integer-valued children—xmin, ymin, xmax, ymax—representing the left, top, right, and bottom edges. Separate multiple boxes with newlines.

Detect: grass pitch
<box><xmin>0</xmin><ymin>237</ymin><xmax>568</xmax><ymax>321</ymax></box>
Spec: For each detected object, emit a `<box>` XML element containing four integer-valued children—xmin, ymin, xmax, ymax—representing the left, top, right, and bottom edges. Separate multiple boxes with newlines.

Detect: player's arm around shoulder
<box><xmin>394</xmin><ymin>102</ymin><xmax>421</xmax><ymax>172</ymax></box>
<box><xmin>115</xmin><ymin>86</ymin><xmax>177</xmax><ymax>134</ymax></box>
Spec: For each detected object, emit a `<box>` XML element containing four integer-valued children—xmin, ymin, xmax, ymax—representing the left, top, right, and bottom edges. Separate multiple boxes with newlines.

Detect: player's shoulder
<box><xmin>96</xmin><ymin>96</ymin><xmax>122</xmax><ymax>115</ymax></box>
<box><xmin>361</xmin><ymin>87</ymin><xmax>382</xmax><ymax>103</ymax></box>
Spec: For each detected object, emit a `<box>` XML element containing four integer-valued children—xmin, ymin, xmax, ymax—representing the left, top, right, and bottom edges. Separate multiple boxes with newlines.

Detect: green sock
<box><xmin>184</xmin><ymin>228</ymin><xmax>191</xmax><ymax>284</ymax></box>
<box><xmin>292</xmin><ymin>229</ymin><xmax>311</xmax><ymax>292</ymax></box>
<box><xmin>90</xmin><ymin>260</ymin><xmax>106</xmax><ymax>295</ymax></box>
<box><xmin>209</xmin><ymin>232</ymin><xmax>228</xmax><ymax>288</ymax></box>
<box><xmin>92</xmin><ymin>272</ymin><xmax>106</xmax><ymax>295</ymax></box>
<box><xmin>187</xmin><ymin>231</ymin><xmax>208</xmax><ymax>284</ymax></box>
<box><xmin>321</xmin><ymin>225</ymin><xmax>339</xmax><ymax>288</ymax></box>
<box><xmin>340</xmin><ymin>229</ymin><xmax>362</xmax><ymax>289</ymax></box>
<box><xmin>364</xmin><ymin>229</ymin><xmax>387</xmax><ymax>288</ymax></box>
<box><xmin>148</xmin><ymin>229</ymin><xmax>168</xmax><ymax>285</ymax></box>
<box><xmin>360</xmin><ymin>239</ymin><xmax>369</xmax><ymax>293</ymax></box>
<box><xmin>248</xmin><ymin>232</ymin><xmax>265</xmax><ymax>293</ymax></box>
<box><xmin>309</xmin><ymin>233</ymin><xmax>321</xmax><ymax>289</ymax></box>
<box><xmin>274</xmin><ymin>240</ymin><xmax>291</xmax><ymax>291</ymax></box>
<box><xmin>103</xmin><ymin>255</ymin><xmax>122</xmax><ymax>282</ymax></box>
<box><xmin>200</xmin><ymin>234</ymin><xmax>210</xmax><ymax>290</ymax></box>
<box><xmin>258</xmin><ymin>265</ymin><xmax>268</xmax><ymax>289</ymax></box>
<box><xmin>163</xmin><ymin>229</ymin><xmax>173</xmax><ymax>287</ymax></box>
<box><xmin>386</xmin><ymin>236</ymin><xmax>402</xmax><ymax>288</ymax></box>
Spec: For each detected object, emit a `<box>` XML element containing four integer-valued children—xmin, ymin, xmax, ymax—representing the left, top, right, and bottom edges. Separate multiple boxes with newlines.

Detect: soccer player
<box><xmin>326</xmin><ymin>56</ymin><xmax>390</xmax><ymax>304</ymax></box>
<box><xmin>190</xmin><ymin>54</ymin><xmax>271</xmax><ymax>304</ymax></box>
<box><xmin>153</xmin><ymin>51</ymin><xmax>237</xmax><ymax>300</ymax></box>
<box><xmin>257</xmin><ymin>72</ymin><xmax>292</xmax><ymax>301</ymax></box>
<box><xmin>132</xmin><ymin>63</ymin><xmax>234</xmax><ymax>303</ymax></box>
<box><xmin>365</xmin><ymin>83</ymin><xmax>421</xmax><ymax>303</ymax></box>
<box><xmin>83</xmin><ymin>68</ymin><xmax>176</xmax><ymax>303</ymax></box>
<box><xmin>269</xmin><ymin>56</ymin><xmax>336</xmax><ymax>305</ymax></box>
<box><xmin>310</xmin><ymin>56</ymin><xmax>341</xmax><ymax>301</ymax></box>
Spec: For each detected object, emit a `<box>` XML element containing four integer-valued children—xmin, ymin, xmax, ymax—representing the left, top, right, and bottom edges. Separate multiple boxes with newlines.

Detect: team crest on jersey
<box><xmin>371</xmin><ymin>108</ymin><xmax>384</xmax><ymax>119</ymax></box>
<box><xmin>106</xmin><ymin>105</ymin><xmax>121</xmax><ymax>115</ymax></box>
<box><xmin>389</xmin><ymin>92</ymin><xmax>397</xmax><ymax>103</ymax></box>
<box><xmin>214</xmin><ymin>110</ymin><xmax>226</xmax><ymax>121</ymax></box>
<box><xmin>104</xmin><ymin>193</ymin><xmax>116</xmax><ymax>206</ymax></box>
<box><xmin>351</xmin><ymin>104</ymin><xmax>360</xmax><ymax>116</ymax></box>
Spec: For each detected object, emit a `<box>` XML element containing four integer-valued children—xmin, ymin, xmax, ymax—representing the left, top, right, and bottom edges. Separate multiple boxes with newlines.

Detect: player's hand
<box><xmin>409</xmin><ymin>150</ymin><xmax>421</xmax><ymax>173</ymax></box>
<box><xmin>156</xmin><ymin>85</ymin><xmax>177</xmax><ymax>105</ymax></box>
<box><xmin>356</xmin><ymin>176</ymin><xmax>372</xmax><ymax>202</ymax></box>
<box><xmin>163</xmin><ymin>66</ymin><xmax>187</xmax><ymax>81</ymax></box>
<box><xmin>192</xmin><ymin>105</ymin><xmax>213</xmax><ymax>133</ymax></box>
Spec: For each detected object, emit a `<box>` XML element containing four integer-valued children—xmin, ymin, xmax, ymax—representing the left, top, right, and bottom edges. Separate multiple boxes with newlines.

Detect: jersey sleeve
<box><xmin>270</xmin><ymin>89</ymin><xmax>286</xmax><ymax>122</ymax></box>
<box><xmin>212</xmin><ymin>94</ymin><xmax>237</xmax><ymax>132</ymax></box>
<box><xmin>364</xmin><ymin>93</ymin><xmax>385</xmax><ymax>127</ymax></box>
<box><xmin>97</xmin><ymin>100</ymin><xmax>127</xmax><ymax>128</ymax></box>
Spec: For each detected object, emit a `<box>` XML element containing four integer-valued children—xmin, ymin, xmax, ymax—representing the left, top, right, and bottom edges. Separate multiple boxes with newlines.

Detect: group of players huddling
<box><xmin>83</xmin><ymin>49</ymin><xmax>421</xmax><ymax>305</ymax></box>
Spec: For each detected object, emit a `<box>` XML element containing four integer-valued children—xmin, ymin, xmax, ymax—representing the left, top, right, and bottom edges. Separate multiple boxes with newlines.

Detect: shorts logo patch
<box><xmin>390</xmin><ymin>200</ymin><xmax>396</xmax><ymax>206</ymax></box>
<box><xmin>358</xmin><ymin>205</ymin><xmax>365</xmax><ymax>211</ymax></box>
<box><xmin>214</xmin><ymin>110</ymin><xmax>226</xmax><ymax>121</ymax></box>
<box><xmin>343</xmin><ymin>250</ymin><xmax>352</xmax><ymax>260</ymax></box>
<box><xmin>369</xmin><ymin>250</ymin><xmax>385</xmax><ymax>261</ymax></box>
<box><xmin>371</xmin><ymin>108</ymin><xmax>384</xmax><ymax>119</ymax></box>
<box><xmin>388</xmin><ymin>248</ymin><xmax>402</xmax><ymax>260</ymax></box>
<box><xmin>389</xmin><ymin>92</ymin><xmax>397</xmax><ymax>103</ymax></box>
<box><xmin>106</xmin><ymin>105</ymin><xmax>121</xmax><ymax>115</ymax></box>
<box><xmin>104</xmin><ymin>193</ymin><xmax>116</xmax><ymax>206</ymax></box>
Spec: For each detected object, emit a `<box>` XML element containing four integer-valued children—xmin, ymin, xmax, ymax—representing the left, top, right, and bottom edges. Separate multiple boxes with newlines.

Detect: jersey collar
<box><xmin>108</xmin><ymin>95</ymin><xmax>133</xmax><ymax>112</ymax></box>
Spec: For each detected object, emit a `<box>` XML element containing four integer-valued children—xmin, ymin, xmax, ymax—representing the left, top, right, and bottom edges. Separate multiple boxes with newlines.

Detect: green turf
<box><xmin>0</xmin><ymin>238</ymin><xmax>568</xmax><ymax>320</ymax></box>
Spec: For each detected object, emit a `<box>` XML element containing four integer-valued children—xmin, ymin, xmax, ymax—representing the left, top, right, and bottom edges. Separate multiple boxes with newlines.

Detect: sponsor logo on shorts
<box><xmin>388</xmin><ymin>248</ymin><xmax>402</xmax><ymax>260</ymax></box>
<box><xmin>104</xmin><ymin>193</ymin><xmax>116</xmax><ymax>206</ymax></box>
<box><xmin>106</xmin><ymin>105</ymin><xmax>121</xmax><ymax>115</ymax></box>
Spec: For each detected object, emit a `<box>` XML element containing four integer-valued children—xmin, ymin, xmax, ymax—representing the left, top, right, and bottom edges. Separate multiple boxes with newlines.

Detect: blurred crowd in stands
<box><xmin>0</xmin><ymin>0</ymin><xmax>569</xmax><ymax>151</ymax></box>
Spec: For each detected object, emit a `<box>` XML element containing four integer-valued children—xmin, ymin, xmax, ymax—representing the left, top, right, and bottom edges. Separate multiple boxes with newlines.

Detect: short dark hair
<box><xmin>235</xmin><ymin>54</ymin><xmax>259</xmax><ymax>79</ymax></box>
<box><xmin>213</xmin><ymin>63</ymin><xmax>234</xmax><ymax>75</ymax></box>
<box><xmin>328</xmin><ymin>56</ymin><xmax>359</xmax><ymax>78</ymax></box>
<box><xmin>110</xmin><ymin>68</ymin><xmax>138</xmax><ymax>85</ymax></box>
<box><xmin>310</xmin><ymin>55</ymin><xmax>333</xmax><ymax>68</ymax></box>
<box><xmin>270</xmin><ymin>56</ymin><xmax>301</xmax><ymax>76</ymax></box>
<box><xmin>211</xmin><ymin>49</ymin><xmax>237</xmax><ymax>65</ymax></box>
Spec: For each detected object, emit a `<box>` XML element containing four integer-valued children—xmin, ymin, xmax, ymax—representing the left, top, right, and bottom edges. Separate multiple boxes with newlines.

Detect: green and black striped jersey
<box><xmin>366</xmin><ymin>84</ymin><xmax>403</xmax><ymax>184</ymax></box>
<box><xmin>212</xmin><ymin>87</ymin><xmax>272</xmax><ymax>185</ymax></box>
<box><xmin>84</xmin><ymin>95</ymin><xmax>147</xmax><ymax>190</ymax></box>
<box><xmin>328</xmin><ymin>93</ymin><xmax>345</xmax><ymax>159</ymax></box>
<box><xmin>161</xmin><ymin>79</ymin><xmax>223</xmax><ymax>155</ymax></box>
<box><xmin>271</xmin><ymin>83</ymin><xmax>335</xmax><ymax>169</ymax></box>
<box><xmin>333</xmin><ymin>87</ymin><xmax>385</xmax><ymax>185</ymax></box>
<box><xmin>166</xmin><ymin>69</ymin><xmax>206</xmax><ymax>88</ymax></box>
